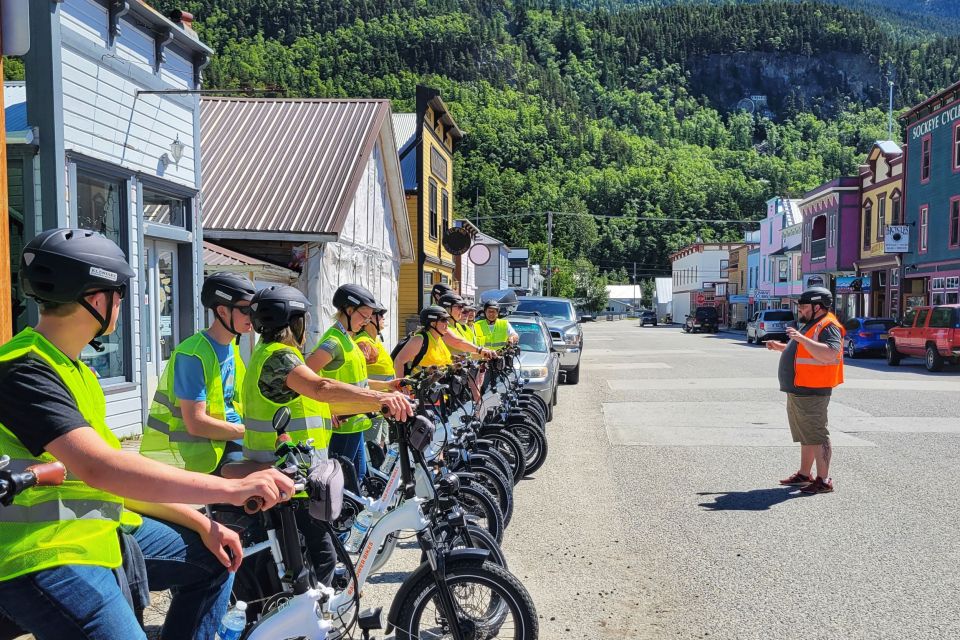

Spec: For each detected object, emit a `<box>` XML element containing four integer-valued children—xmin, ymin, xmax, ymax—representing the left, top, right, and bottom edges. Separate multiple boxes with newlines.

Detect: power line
<box><xmin>465</xmin><ymin>210</ymin><xmax>762</xmax><ymax>226</ymax></box>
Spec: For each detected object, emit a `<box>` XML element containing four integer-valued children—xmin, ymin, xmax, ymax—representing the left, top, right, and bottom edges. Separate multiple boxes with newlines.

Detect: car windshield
<box><xmin>511</xmin><ymin>322</ymin><xmax>548</xmax><ymax>352</ymax></box>
<box><xmin>516</xmin><ymin>299</ymin><xmax>575</xmax><ymax>321</ymax></box>
<box><xmin>764</xmin><ymin>311</ymin><xmax>793</xmax><ymax>321</ymax></box>
<box><xmin>863</xmin><ymin>320</ymin><xmax>896</xmax><ymax>331</ymax></box>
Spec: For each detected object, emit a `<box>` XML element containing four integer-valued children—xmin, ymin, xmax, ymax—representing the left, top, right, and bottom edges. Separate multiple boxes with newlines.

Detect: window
<box><xmin>720</xmin><ymin>259</ymin><xmax>729</xmax><ymax>279</ymax></box>
<box><xmin>954</xmin><ymin>121</ymin><xmax>960</xmax><ymax>172</ymax></box>
<box><xmin>7</xmin><ymin>157</ymin><xmax>27</xmax><ymax>333</ymax></box>
<box><xmin>877</xmin><ymin>194</ymin><xmax>886</xmax><ymax>242</ymax></box>
<box><xmin>929</xmin><ymin>307</ymin><xmax>956</xmax><ymax>328</ymax></box>
<box><xmin>891</xmin><ymin>192</ymin><xmax>902</xmax><ymax>225</ymax></box>
<box><xmin>932</xmin><ymin>277</ymin><xmax>945</xmax><ymax>290</ymax></box>
<box><xmin>811</xmin><ymin>215</ymin><xmax>827</xmax><ymax>260</ymax></box>
<box><xmin>862</xmin><ymin>201</ymin><xmax>872</xmax><ymax>250</ymax></box>
<box><xmin>902</xmin><ymin>308</ymin><xmax>917</xmax><ymax>328</ymax></box>
<box><xmin>891</xmin><ymin>269</ymin><xmax>900</xmax><ymax>288</ymax></box>
<box><xmin>428</xmin><ymin>180</ymin><xmax>438</xmax><ymax>240</ymax></box>
<box><xmin>441</xmin><ymin>189</ymin><xmax>450</xmax><ymax>236</ymax></box>
<box><xmin>143</xmin><ymin>188</ymin><xmax>187</xmax><ymax>227</ymax></box>
<box><xmin>76</xmin><ymin>171</ymin><xmax>129</xmax><ymax>383</ymax></box>
<box><xmin>777</xmin><ymin>259</ymin><xmax>788</xmax><ymax>283</ymax></box>
<box><xmin>921</xmin><ymin>135</ymin><xmax>931</xmax><ymax>183</ymax></box>
<box><xmin>950</xmin><ymin>197</ymin><xmax>960</xmax><ymax>248</ymax></box>
<box><xmin>947</xmin><ymin>276</ymin><xmax>960</xmax><ymax>289</ymax></box>
<box><xmin>920</xmin><ymin>206</ymin><xmax>929</xmax><ymax>253</ymax></box>
<box><xmin>915</xmin><ymin>308</ymin><xmax>930</xmax><ymax>327</ymax></box>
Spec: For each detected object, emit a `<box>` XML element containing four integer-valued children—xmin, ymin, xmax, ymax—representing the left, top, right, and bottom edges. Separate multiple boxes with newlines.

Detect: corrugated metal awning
<box><xmin>203</xmin><ymin>242</ymin><xmax>297</xmax><ymax>282</ymax></box>
<box><xmin>200</xmin><ymin>97</ymin><xmax>390</xmax><ymax>236</ymax></box>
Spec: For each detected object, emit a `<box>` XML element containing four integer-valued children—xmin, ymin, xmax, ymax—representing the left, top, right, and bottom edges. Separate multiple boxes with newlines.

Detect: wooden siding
<box><xmin>398</xmin><ymin>195</ymin><xmax>421</xmax><ymax>324</ymax></box>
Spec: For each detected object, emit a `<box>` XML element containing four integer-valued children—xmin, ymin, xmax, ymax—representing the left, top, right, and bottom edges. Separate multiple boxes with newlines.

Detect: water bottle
<box><xmin>215</xmin><ymin>601</ymin><xmax>247</xmax><ymax>640</ymax></box>
<box><xmin>380</xmin><ymin>446</ymin><xmax>399</xmax><ymax>473</ymax></box>
<box><xmin>343</xmin><ymin>510</ymin><xmax>373</xmax><ymax>553</ymax></box>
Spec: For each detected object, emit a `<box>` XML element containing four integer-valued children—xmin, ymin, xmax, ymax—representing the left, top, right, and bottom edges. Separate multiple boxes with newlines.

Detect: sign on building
<box><xmin>884</xmin><ymin>225</ymin><xmax>910</xmax><ymax>253</ymax></box>
<box><xmin>803</xmin><ymin>274</ymin><xmax>828</xmax><ymax>290</ymax></box>
<box><xmin>836</xmin><ymin>276</ymin><xmax>871</xmax><ymax>294</ymax></box>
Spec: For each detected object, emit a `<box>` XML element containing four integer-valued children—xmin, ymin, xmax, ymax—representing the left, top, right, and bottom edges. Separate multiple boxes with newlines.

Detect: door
<box><xmin>144</xmin><ymin>239</ymin><xmax>180</xmax><ymax>400</ymax></box>
<box><xmin>907</xmin><ymin>308</ymin><xmax>929</xmax><ymax>355</ymax></box>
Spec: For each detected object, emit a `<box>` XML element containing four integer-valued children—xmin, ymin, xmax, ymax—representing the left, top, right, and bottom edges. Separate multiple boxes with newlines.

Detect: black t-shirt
<box><xmin>0</xmin><ymin>355</ymin><xmax>88</xmax><ymax>456</ymax></box>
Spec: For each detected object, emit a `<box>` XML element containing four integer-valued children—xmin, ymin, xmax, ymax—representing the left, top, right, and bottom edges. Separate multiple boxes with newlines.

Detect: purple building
<box><xmin>799</xmin><ymin>177</ymin><xmax>862</xmax><ymax>321</ymax></box>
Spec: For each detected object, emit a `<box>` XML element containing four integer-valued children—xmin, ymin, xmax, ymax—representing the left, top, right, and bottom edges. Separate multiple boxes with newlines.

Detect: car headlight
<box><xmin>521</xmin><ymin>366</ymin><xmax>549</xmax><ymax>379</ymax></box>
<box><xmin>563</xmin><ymin>329</ymin><xmax>581</xmax><ymax>345</ymax></box>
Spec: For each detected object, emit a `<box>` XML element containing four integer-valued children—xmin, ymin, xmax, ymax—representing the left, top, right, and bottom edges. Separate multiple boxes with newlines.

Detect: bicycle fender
<box><xmin>385</xmin><ymin>548</ymin><xmax>492</xmax><ymax>632</ymax></box>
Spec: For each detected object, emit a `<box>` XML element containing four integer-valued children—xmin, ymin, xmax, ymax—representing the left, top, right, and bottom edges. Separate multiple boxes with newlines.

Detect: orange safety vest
<box><xmin>794</xmin><ymin>312</ymin><xmax>846</xmax><ymax>389</ymax></box>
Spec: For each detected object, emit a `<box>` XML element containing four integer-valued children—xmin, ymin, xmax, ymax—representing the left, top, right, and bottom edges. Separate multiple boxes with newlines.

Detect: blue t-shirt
<box><xmin>173</xmin><ymin>332</ymin><xmax>242</xmax><ymax>424</ymax></box>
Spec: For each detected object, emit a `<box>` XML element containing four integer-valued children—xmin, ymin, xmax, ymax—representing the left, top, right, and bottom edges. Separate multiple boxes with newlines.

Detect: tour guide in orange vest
<box><xmin>766</xmin><ymin>287</ymin><xmax>845</xmax><ymax>495</ymax></box>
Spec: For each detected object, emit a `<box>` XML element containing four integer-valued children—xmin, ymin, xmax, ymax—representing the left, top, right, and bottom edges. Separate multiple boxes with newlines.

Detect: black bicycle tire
<box><xmin>469</xmin><ymin>462</ymin><xmax>514</xmax><ymax>528</ymax></box>
<box><xmin>457</xmin><ymin>482</ymin><xmax>505</xmax><ymax>544</ymax></box>
<box><xmin>483</xmin><ymin>429</ymin><xmax>527</xmax><ymax>482</ymax></box>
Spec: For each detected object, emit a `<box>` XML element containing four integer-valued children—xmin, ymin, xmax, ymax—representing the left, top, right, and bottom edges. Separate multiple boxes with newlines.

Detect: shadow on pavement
<box><xmin>697</xmin><ymin>486</ymin><xmax>807</xmax><ymax>511</ymax></box>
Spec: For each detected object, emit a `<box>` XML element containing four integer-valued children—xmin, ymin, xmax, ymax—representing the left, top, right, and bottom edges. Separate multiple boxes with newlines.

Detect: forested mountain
<box><xmin>134</xmin><ymin>1</ymin><xmax>958</xmax><ymax>291</ymax></box>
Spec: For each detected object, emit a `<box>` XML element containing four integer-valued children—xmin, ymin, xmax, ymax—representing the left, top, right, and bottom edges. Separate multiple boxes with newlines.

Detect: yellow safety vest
<box><xmin>314</xmin><ymin>325</ymin><xmax>371</xmax><ymax>434</ymax></box>
<box><xmin>140</xmin><ymin>332</ymin><xmax>245</xmax><ymax>473</ymax></box>
<box><xmin>468</xmin><ymin>322</ymin><xmax>486</xmax><ymax>347</ymax></box>
<box><xmin>477</xmin><ymin>318</ymin><xmax>510</xmax><ymax>349</ymax></box>
<box><xmin>417</xmin><ymin>331</ymin><xmax>452</xmax><ymax>369</ymax></box>
<box><xmin>355</xmin><ymin>333</ymin><xmax>396</xmax><ymax>382</ymax></box>
<box><xmin>242</xmin><ymin>341</ymin><xmax>332</xmax><ymax>463</ymax></box>
<box><xmin>0</xmin><ymin>328</ymin><xmax>139</xmax><ymax>581</ymax></box>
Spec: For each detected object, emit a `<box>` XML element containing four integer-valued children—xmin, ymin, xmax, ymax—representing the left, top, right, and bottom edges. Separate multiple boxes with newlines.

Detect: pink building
<box><xmin>757</xmin><ymin>197</ymin><xmax>802</xmax><ymax>310</ymax></box>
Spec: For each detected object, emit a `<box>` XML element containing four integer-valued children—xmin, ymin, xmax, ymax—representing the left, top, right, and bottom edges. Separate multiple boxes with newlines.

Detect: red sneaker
<box><xmin>779</xmin><ymin>472</ymin><xmax>814</xmax><ymax>486</ymax></box>
<box><xmin>800</xmin><ymin>477</ymin><xmax>834</xmax><ymax>494</ymax></box>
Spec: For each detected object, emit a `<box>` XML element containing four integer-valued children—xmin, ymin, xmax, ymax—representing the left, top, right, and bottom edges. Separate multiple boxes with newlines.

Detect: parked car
<box><xmin>640</xmin><ymin>310</ymin><xmax>658</xmax><ymax>326</ymax></box>
<box><xmin>506</xmin><ymin>313</ymin><xmax>561</xmax><ymax>421</ymax></box>
<box><xmin>683</xmin><ymin>306</ymin><xmax>719</xmax><ymax>333</ymax></box>
<box><xmin>842</xmin><ymin>317</ymin><xmax>897</xmax><ymax>358</ymax></box>
<box><xmin>746</xmin><ymin>309</ymin><xmax>794</xmax><ymax>344</ymax></box>
<box><xmin>514</xmin><ymin>296</ymin><xmax>582</xmax><ymax>384</ymax></box>
<box><xmin>886</xmin><ymin>305</ymin><xmax>960</xmax><ymax>372</ymax></box>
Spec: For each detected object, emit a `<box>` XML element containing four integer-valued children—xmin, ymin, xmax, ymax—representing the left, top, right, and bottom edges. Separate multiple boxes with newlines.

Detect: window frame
<box><xmin>920</xmin><ymin>205</ymin><xmax>929</xmax><ymax>254</ymax></box>
<box><xmin>921</xmin><ymin>134</ymin><xmax>932</xmax><ymax>184</ymax></box>
<box><xmin>891</xmin><ymin>190</ymin><xmax>902</xmax><ymax>225</ymax></box>
<box><xmin>428</xmin><ymin>179</ymin><xmax>439</xmax><ymax>240</ymax></box>
<box><xmin>876</xmin><ymin>193</ymin><xmax>886</xmax><ymax>242</ymax></box>
<box><xmin>441</xmin><ymin>188</ymin><xmax>450</xmax><ymax>237</ymax></box>
<box><xmin>862</xmin><ymin>199</ymin><xmax>873</xmax><ymax>251</ymax></box>
<box><xmin>954</xmin><ymin>120</ymin><xmax>960</xmax><ymax>173</ymax></box>
<box><xmin>950</xmin><ymin>196</ymin><xmax>960</xmax><ymax>249</ymax></box>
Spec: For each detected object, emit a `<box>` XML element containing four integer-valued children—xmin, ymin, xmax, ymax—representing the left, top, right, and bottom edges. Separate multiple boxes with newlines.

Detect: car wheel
<box><xmin>886</xmin><ymin>340</ymin><xmax>902</xmax><ymax>366</ymax></box>
<box><xmin>653</xmin><ymin>322</ymin><xmax>657</xmax><ymax>326</ymax></box>
<box><xmin>846</xmin><ymin>340</ymin><xmax>857</xmax><ymax>359</ymax></box>
<box><xmin>756</xmin><ymin>335</ymin><xmax>765</xmax><ymax>344</ymax></box>
<box><xmin>925</xmin><ymin>344</ymin><xmax>945</xmax><ymax>372</ymax></box>
<box><xmin>746</xmin><ymin>333</ymin><xmax>754</xmax><ymax>344</ymax></box>
<box><xmin>565</xmin><ymin>363</ymin><xmax>580</xmax><ymax>385</ymax></box>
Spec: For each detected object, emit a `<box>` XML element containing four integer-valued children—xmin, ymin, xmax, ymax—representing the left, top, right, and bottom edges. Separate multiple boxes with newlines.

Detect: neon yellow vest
<box><xmin>314</xmin><ymin>325</ymin><xmax>370</xmax><ymax>434</ymax></box>
<box><xmin>140</xmin><ymin>332</ymin><xmax>245</xmax><ymax>473</ymax></box>
<box><xmin>468</xmin><ymin>322</ymin><xmax>485</xmax><ymax>347</ymax></box>
<box><xmin>417</xmin><ymin>331</ymin><xmax>452</xmax><ymax>369</ymax></box>
<box><xmin>477</xmin><ymin>318</ymin><xmax>509</xmax><ymax>349</ymax></box>
<box><xmin>242</xmin><ymin>341</ymin><xmax>332</xmax><ymax>463</ymax></box>
<box><xmin>355</xmin><ymin>333</ymin><xmax>396</xmax><ymax>382</ymax></box>
<box><xmin>0</xmin><ymin>328</ymin><xmax>139</xmax><ymax>581</ymax></box>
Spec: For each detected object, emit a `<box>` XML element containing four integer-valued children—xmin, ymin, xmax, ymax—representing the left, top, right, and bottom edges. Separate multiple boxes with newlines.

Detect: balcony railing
<box><xmin>811</xmin><ymin>238</ymin><xmax>826</xmax><ymax>261</ymax></box>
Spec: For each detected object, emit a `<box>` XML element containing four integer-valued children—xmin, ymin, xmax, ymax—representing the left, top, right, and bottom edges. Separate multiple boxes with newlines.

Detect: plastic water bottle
<box><xmin>215</xmin><ymin>601</ymin><xmax>247</xmax><ymax>640</ymax></box>
<box><xmin>343</xmin><ymin>510</ymin><xmax>373</xmax><ymax>553</ymax></box>
<box><xmin>380</xmin><ymin>447</ymin><xmax>399</xmax><ymax>473</ymax></box>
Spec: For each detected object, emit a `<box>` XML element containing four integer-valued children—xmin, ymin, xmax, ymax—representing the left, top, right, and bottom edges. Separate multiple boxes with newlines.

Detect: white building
<box><xmin>11</xmin><ymin>3</ymin><xmax>212</xmax><ymax>435</ymax></box>
<box><xmin>472</xmin><ymin>230</ymin><xmax>510</xmax><ymax>296</ymax></box>
<box><xmin>654</xmin><ymin>277</ymin><xmax>673</xmax><ymax>319</ymax></box>
<box><xmin>605</xmin><ymin>284</ymin><xmax>644</xmax><ymax>311</ymax></box>
<box><xmin>670</xmin><ymin>242</ymin><xmax>739</xmax><ymax>321</ymax></box>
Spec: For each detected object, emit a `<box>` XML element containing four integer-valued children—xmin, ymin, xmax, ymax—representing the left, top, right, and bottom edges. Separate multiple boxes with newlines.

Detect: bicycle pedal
<box><xmin>357</xmin><ymin>606</ymin><xmax>383</xmax><ymax>630</ymax></box>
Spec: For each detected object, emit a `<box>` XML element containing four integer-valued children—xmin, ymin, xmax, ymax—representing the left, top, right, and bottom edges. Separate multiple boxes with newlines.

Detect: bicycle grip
<box><xmin>243</xmin><ymin>495</ymin><xmax>264</xmax><ymax>515</ymax></box>
<box><xmin>26</xmin><ymin>461</ymin><xmax>67</xmax><ymax>487</ymax></box>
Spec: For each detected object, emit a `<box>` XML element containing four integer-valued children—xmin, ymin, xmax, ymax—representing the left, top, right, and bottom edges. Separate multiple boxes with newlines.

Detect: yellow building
<box><xmin>855</xmin><ymin>141</ymin><xmax>903</xmax><ymax>318</ymax></box>
<box><xmin>393</xmin><ymin>86</ymin><xmax>464</xmax><ymax>332</ymax></box>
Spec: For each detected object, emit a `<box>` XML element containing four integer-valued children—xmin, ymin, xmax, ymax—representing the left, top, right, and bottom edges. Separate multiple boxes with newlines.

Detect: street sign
<box><xmin>885</xmin><ymin>225</ymin><xmax>910</xmax><ymax>253</ymax></box>
<box><xmin>696</xmin><ymin>294</ymin><xmax>705</xmax><ymax>304</ymax></box>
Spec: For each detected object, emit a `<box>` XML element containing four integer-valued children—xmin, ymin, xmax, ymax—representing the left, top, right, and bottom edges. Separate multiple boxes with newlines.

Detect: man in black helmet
<box><xmin>140</xmin><ymin>272</ymin><xmax>257</xmax><ymax>475</ymax></box>
<box><xmin>0</xmin><ymin>229</ymin><xmax>294</xmax><ymax>639</ymax></box>
<box><xmin>766</xmin><ymin>286</ymin><xmax>845</xmax><ymax>494</ymax></box>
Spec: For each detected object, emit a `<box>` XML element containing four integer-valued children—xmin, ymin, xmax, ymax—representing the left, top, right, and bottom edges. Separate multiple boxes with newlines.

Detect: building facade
<box><xmin>900</xmin><ymin>81</ymin><xmax>960</xmax><ymax>309</ymax></box>
<box><xmin>727</xmin><ymin>234</ymin><xmax>758</xmax><ymax>328</ymax></box>
<box><xmin>757</xmin><ymin>197</ymin><xmax>802</xmax><ymax>311</ymax></box>
<box><xmin>800</xmin><ymin>177</ymin><xmax>862</xmax><ymax>321</ymax></box>
<box><xmin>473</xmin><ymin>230</ymin><xmax>510</xmax><ymax>296</ymax></box>
<box><xmin>670</xmin><ymin>242</ymin><xmax>736</xmax><ymax>322</ymax></box>
<box><xmin>394</xmin><ymin>87</ymin><xmax>464</xmax><ymax>329</ymax></box>
<box><xmin>854</xmin><ymin>141</ymin><xmax>904</xmax><ymax>319</ymax></box>
<box><xmin>9</xmin><ymin>3</ymin><xmax>211</xmax><ymax>435</ymax></box>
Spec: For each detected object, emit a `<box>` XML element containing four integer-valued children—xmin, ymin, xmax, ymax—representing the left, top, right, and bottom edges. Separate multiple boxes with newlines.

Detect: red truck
<box><xmin>886</xmin><ymin>305</ymin><xmax>960</xmax><ymax>372</ymax></box>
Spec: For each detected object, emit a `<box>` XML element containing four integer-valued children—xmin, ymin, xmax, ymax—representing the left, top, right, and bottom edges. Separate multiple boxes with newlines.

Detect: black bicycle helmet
<box><xmin>20</xmin><ymin>228</ymin><xmax>134</xmax><ymax>345</ymax></box>
<box><xmin>250</xmin><ymin>285</ymin><xmax>311</xmax><ymax>332</ymax></box>
<box><xmin>798</xmin><ymin>287</ymin><xmax>833</xmax><ymax>309</ymax></box>
<box><xmin>483</xmin><ymin>300</ymin><xmax>500</xmax><ymax>311</ymax></box>
<box><xmin>20</xmin><ymin>228</ymin><xmax>133</xmax><ymax>304</ymax></box>
<box><xmin>431</xmin><ymin>282</ymin><xmax>453</xmax><ymax>301</ymax></box>
<box><xmin>438</xmin><ymin>292</ymin><xmax>464</xmax><ymax>308</ymax></box>
<box><xmin>201</xmin><ymin>272</ymin><xmax>256</xmax><ymax>308</ymax></box>
<box><xmin>332</xmin><ymin>283</ymin><xmax>379</xmax><ymax>311</ymax></box>
<box><xmin>420</xmin><ymin>305</ymin><xmax>450</xmax><ymax>327</ymax></box>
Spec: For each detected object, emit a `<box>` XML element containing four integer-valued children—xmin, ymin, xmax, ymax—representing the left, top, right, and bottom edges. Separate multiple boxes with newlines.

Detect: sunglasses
<box><xmin>87</xmin><ymin>284</ymin><xmax>127</xmax><ymax>301</ymax></box>
<box><xmin>230</xmin><ymin>304</ymin><xmax>253</xmax><ymax>316</ymax></box>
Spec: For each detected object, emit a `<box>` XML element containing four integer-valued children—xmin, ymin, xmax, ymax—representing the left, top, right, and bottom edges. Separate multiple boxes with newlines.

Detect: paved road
<box><xmin>58</xmin><ymin>320</ymin><xmax>960</xmax><ymax>639</ymax></box>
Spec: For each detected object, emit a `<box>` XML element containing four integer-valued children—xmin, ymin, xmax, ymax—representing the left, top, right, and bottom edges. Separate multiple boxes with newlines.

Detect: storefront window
<box><xmin>7</xmin><ymin>157</ymin><xmax>28</xmax><ymax>333</ymax></box>
<box><xmin>143</xmin><ymin>188</ymin><xmax>187</xmax><ymax>227</ymax></box>
<box><xmin>76</xmin><ymin>171</ymin><xmax>129</xmax><ymax>383</ymax></box>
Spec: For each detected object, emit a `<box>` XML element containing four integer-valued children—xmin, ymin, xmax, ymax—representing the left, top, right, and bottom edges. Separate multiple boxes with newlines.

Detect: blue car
<box><xmin>841</xmin><ymin>317</ymin><xmax>897</xmax><ymax>358</ymax></box>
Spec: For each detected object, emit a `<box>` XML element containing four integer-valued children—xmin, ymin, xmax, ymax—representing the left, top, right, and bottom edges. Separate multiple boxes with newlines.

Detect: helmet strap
<box><xmin>78</xmin><ymin>295</ymin><xmax>114</xmax><ymax>352</ymax></box>
<box><xmin>214</xmin><ymin>305</ymin><xmax>241</xmax><ymax>337</ymax></box>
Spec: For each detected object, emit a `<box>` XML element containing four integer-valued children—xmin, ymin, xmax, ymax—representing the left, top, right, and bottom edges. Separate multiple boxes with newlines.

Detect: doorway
<box><xmin>144</xmin><ymin>239</ymin><xmax>180</xmax><ymax>399</ymax></box>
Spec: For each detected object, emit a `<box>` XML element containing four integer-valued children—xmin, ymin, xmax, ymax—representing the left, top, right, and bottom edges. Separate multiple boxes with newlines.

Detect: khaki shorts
<box><xmin>786</xmin><ymin>394</ymin><xmax>831</xmax><ymax>445</ymax></box>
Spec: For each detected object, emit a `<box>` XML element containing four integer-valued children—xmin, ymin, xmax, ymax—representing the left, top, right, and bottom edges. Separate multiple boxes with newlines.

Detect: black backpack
<box><xmin>390</xmin><ymin>330</ymin><xmax>430</xmax><ymax>376</ymax></box>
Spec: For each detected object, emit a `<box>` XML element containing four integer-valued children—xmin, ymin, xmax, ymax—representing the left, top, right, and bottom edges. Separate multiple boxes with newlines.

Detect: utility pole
<box><xmin>633</xmin><ymin>261</ymin><xmax>637</xmax><ymax>311</ymax></box>
<box><xmin>546</xmin><ymin>210</ymin><xmax>553</xmax><ymax>297</ymax></box>
<box><xmin>888</xmin><ymin>79</ymin><xmax>895</xmax><ymax>139</ymax></box>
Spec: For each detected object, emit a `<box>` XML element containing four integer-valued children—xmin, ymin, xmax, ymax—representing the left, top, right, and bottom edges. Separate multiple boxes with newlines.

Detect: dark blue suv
<box><xmin>842</xmin><ymin>317</ymin><xmax>897</xmax><ymax>358</ymax></box>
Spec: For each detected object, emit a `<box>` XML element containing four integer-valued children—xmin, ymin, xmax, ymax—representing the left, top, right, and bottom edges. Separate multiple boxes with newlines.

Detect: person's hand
<box><xmin>480</xmin><ymin>348</ymin><xmax>496</xmax><ymax>360</ymax></box>
<box><xmin>229</xmin><ymin>468</ymin><xmax>295</xmax><ymax>511</ymax></box>
<box><xmin>380</xmin><ymin>391</ymin><xmax>414</xmax><ymax>420</ymax></box>
<box><xmin>766</xmin><ymin>340</ymin><xmax>787</xmax><ymax>352</ymax></box>
<box><xmin>509</xmin><ymin>334</ymin><xmax>519</xmax><ymax>344</ymax></box>
<box><xmin>357</xmin><ymin>341</ymin><xmax>378</xmax><ymax>365</ymax></box>
<box><xmin>200</xmin><ymin>518</ymin><xmax>243</xmax><ymax>572</ymax></box>
<box><xmin>386</xmin><ymin>378</ymin><xmax>406</xmax><ymax>392</ymax></box>
<box><xmin>785</xmin><ymin>326</ymin><xmax>803</xmax><ymax>342</ymax></box>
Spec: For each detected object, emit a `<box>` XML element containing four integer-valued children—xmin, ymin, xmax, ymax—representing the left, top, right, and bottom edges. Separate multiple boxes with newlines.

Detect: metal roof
<box><xmin>203</xmin><ymin>242</ymin><xmax>298</xmax><ymax>281</ymax></box>
<box><xmin>392</xmin><ymin>113</ymin><xmax>418</xmax><ymax>192</ymax></box>
<box><xmin>201</xmin><ymin>97</ymin><xmax>391</xmax><ymax>236</ymax></box>
<box><xmin>3</xmin><ymin>82</ymin><xmax>27</xmax><ymax>133</ymax></box>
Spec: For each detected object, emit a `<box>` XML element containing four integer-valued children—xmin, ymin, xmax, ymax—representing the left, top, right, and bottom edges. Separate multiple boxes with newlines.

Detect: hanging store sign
<box><xmin>885</xmin><ymin>225</ymin><xmax>910</xmax><ymax>253</ymax></box>
<box><xmin>836</xmin><ymin>276</ymin><xmax>871</xmax><ymax>294</ymax></box>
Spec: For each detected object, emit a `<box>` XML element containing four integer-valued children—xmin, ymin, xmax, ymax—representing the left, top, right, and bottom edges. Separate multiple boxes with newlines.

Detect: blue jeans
<box><xmin>328</xmin><ymin>431</ymin><xmax>367</xmax><ymax>481</ymax></box>
<box><xmin>0</xmin><ymin>516</ymin><xmax>233</xmax><ymax>640</ymax></box>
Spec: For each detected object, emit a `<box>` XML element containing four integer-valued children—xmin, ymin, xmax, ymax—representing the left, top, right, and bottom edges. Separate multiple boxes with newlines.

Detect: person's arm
<box><xmin>443</xmin><ymin>330</ymin><xmax>495</xmax><ymax>359</ymax></box>
<box><xmin>46</xmin><ymin>428</ymin><xmax>294</xmax><ymax>509</ymax></box>
<box><xmin>305</xmin><ymin>347</ymin><xmax>333</xmax><ymax>372</ymax></box>
<box><xmin>766</xmin><ymin>341</ymin><xmax>788</xmax><ymax>353</ymax></box>
<box><xmin>392</xmin><ymin>335</ymin><xmax>423</xmax><ymax>377</ymax></box>
<box><xmin>180</xmin><ymin>400</ymin><xmax>244</xmax><ymax>440</ymax></box>
<box><xmin>506</xmin><ymin>322</ymin><xmax>519</xmax><ymax>344</ymax></box>
<box><xmin>284</xmin><ymin>364</ymin><xmax>412</xmax><ymax>419</ymax></box>
<box><xmin>368</xmin><ymin>379</ymin><xmax>403</xmax><ymax>392</ymax></box>
<box><xmin>126</xmin><ymin>499</ymin><xmax>242</xmax><ymax>571</ymax></box>
<box><xmin>785</xmin><ymin>325</ymin><xmax>841</xmax><ymax>363</ymax></box>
